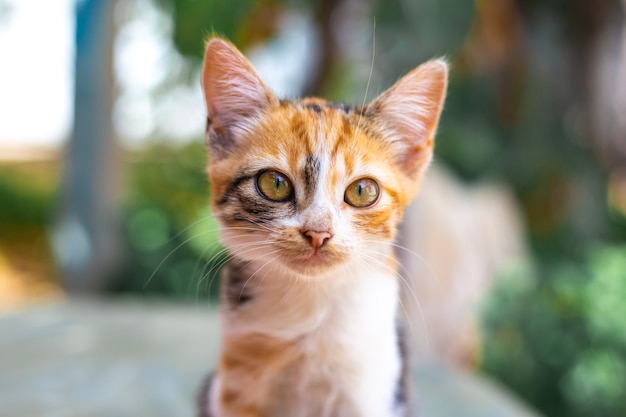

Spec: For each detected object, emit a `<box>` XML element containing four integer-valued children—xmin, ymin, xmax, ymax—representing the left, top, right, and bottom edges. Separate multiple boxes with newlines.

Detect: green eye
<box><xmin>256</xmin><ymin>171</ymin><xmax>293</xmax><ymax>202</ymax></box>
<box><xmin>344</xmin><ymin>178</ymin><xmax>380</xmax><ymax>208</ymax></box>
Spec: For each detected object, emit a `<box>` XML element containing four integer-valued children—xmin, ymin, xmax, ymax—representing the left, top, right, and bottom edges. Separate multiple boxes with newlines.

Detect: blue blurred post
<box><xmin>53</xmin><ymin>0</ymin><xmax>121</xmax><ymax>293</ymax></box>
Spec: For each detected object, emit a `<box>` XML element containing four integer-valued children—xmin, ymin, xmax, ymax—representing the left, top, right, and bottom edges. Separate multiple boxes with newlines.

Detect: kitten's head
<box><xmin>201</xmin><ymin>37</ymin><xmax>447</xmax><ymax>279</ymax></box>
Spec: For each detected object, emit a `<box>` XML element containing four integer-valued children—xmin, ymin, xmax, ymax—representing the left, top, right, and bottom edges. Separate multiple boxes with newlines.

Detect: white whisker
<box><xmin>361</xmin><ymin>238</ymin><xmax>444</xmax><ymax>295</ymax></box>
<box><xmin>359</xmin><ymin>249</ymin><xmax>430</xmax><ymax>349</ymax></box>
<box><xmin>353</xmin><ymin>18</ymin><xmax>376</xmax><ymax>140</ymax></box>
<box><xmin>279</xmin><ymin>273</ymin><xmax>299</xmax><ymax>302</ymax></box>
<box><xmin>239</xmin><ymin>250</ymin><xmax>283</xmax><ymax>300</ymax></box>
<box><xmin>145</xmin><ymin>228</ymin><xmax>222</xmax><ymax>288</ymax></box>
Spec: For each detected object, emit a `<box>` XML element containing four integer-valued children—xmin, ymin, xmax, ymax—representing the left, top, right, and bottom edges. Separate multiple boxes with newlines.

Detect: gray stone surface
<box><xmin>0</xmin><ymin>300</ymin><xmax>541</xmax><ymax>417</ymax></box>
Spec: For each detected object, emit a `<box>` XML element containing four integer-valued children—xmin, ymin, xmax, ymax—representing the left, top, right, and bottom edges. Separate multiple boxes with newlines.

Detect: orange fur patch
<box><xmin>218</xmin><ymin>334</ymin><xmax>300</xmax><ymax>415</ymax></box>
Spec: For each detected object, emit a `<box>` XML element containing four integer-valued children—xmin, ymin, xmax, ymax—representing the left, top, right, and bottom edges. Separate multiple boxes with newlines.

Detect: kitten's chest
<box><xmin>222</xmin><ymin>265</ymin><xmax>404</xmax><ymax>417</ymax></box>
<box><xmin>270</xmin><ymin>322</ymin><xmax>403</xmax><ymax>417</ymax></box>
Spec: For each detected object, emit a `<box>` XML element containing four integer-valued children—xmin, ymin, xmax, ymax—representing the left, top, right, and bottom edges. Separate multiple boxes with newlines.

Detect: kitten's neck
<box><xmin>220</xmin><ymin>252</ymin><xmax>400</xmax><ymax>338</ymax></box>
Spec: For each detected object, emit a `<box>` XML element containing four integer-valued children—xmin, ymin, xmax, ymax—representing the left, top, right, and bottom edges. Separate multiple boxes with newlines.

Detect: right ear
<box><xmin>201</xmin><ymin>37</ymin><xmax>278</xmax><ymax>157</ymax></box>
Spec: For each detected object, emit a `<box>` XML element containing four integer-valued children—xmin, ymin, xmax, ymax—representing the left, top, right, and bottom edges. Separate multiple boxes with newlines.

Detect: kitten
<box><xmin>198</xmin><ymin>37</ymin><xmax>447</xmax><ymax>417</ymax></box>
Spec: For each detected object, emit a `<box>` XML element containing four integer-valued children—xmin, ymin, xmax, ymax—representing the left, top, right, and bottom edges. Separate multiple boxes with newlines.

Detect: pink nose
<box><xmin>302</xmin><ymin>230</ymin><xmax>332</xmax><ymax>249</ymax></box>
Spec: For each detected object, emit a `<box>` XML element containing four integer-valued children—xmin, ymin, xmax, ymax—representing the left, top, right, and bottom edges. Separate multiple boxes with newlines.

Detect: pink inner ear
<box><xmin>201</xmin><ymin>38</ymin><xmax>276</xmax><ymax>130</ymax></box>
<box><xmin>369</xmin><ymin>59</ymin><xmax>448</xmax><ymax>177</ymax></box>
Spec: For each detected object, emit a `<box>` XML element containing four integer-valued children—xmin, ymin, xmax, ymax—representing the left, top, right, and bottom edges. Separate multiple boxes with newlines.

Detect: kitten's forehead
<box><xmin>256</xmin><ymin>99</ymin><xmax>396</xmax><ymax>183</ymax></box>
<box><xmin>283</xmin><ymin>98</ymin><xmax>359</xmax><ymax>116</ymax></box>
<box><xmin>208</xmin><ymin>96</ymin><xmax>405</xmax><ymax>211</ymax></box>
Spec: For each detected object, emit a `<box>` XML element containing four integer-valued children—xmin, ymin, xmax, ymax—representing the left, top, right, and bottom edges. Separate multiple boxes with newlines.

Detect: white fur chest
<box><xmin>214</xmin><ymin>261</ymin><xmax>404</xmax><ymax>417</ymax></box>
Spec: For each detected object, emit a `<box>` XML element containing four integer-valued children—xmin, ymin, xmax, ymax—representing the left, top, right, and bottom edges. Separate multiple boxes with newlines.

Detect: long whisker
<box><xmin>195</xmin><ymin>238</ymin><xmax>277</xmax><ymax>294</ymax></box>
<box><xmin>224</xmin><ymin>219</ymin><xmax>276</xmax><ymax>233</ymax></box>
<box><xmin>194</xmin><ymin>242</ymin><xmax>230</xmax><ymax>305</ymax></box>
<box><xmin>361</xmin><ymin>238</ymin><xmax>444</xmax><ymax>295</ymax></box>
<box><xmin>359</xmin><ymin>249</ymin><xmax>430</xmax><ymax>348</ymax></box>
<box><xmin>239</xmin><ymin>250</ymin><xmax>283</xmax><ymax>300</ymax></box>
<box><xmin>354</xmin><ymin>251</ymin><xmax>419</xmax><ymax>334</ymax></box>
<box><xmin>167</xmin><ymin>212</ymin><xmax>217</xmax><ymax>244</ymax></box>
<box><xmin>145</xmin><ymin>228</ymin><xmax>222</xmax><ymax>288</ymax></box>
<box><xmin>194</xmin><ymin>236</ymin><xmax>279</xmax><ymax>280</ymax></box>
<box><xmin>359</xmin><ymin>247</ymin><xmax>422</xmax><ymax>309</ymax></box>
<box><xmin>146</xmin><ymin>222</ymin><xmax>266</xmax><ymax>290</ymax></box>
<box><xmin>142</xmin><ymin>221</ymin><xmax>270</xmax><ymax>298</ymax></box>
<box><xmin>279</xmin><ymin>273</ymin><xmax>300</xmax><ymax>302</ymax></box>
<box><xmin>353</xmin><ymin>18</ymin><xmax>376</xmax><ymax>138</ymax></box>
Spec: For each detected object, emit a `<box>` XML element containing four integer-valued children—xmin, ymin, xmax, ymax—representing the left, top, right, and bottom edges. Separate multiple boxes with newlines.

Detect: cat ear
<box><xmin>367</xmin><ymin>59</ymin><xmax>448</xmax><ymax>179</ymax></box>
<box><xmin>201</xmin><ymin>37</ymin><xmax>278</xmax><ymax>157</ymax></box>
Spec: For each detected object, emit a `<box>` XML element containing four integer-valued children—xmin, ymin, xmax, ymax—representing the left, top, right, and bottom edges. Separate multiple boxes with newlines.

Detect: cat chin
<box><xmin>279</xmin><ymin>255</ymin><xmax>352</xmax><ymax>280</ymax></box>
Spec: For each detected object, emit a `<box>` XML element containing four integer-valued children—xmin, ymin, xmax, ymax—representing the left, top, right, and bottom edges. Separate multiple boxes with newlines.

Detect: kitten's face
<box><xmin>201</xmin><ymin>38</ymin><xmax>447</xmax><ymax>278</ymax></box>
<box><xmin>210</xmin><ymin>100</ymin><xmax>406</xmax><ymax>276</ymax></box>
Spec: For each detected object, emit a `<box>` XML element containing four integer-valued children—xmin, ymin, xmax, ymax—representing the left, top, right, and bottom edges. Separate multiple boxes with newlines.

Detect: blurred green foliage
<box><xmin>0</xmin><ymin>162</ymin><xmax>58</xmax><ymax>281</ymax></box>
<box><xmin>155</xmin><ymin>0</ymin><xmax>257</xmax><ymax>58</ymax></box>
<box><xmin>0</xmin><ymin>164</ymin><xmax>56</xmax><ymax>234</ymax></box>
<box><xmin>111</xmin><ymin>142</ymin><xmax>225</xmax><ymax>300</ymax></box>
<box><xmin>482</xmin><ymin>245</ymin><xmax>626</xmax><ymax>417</ymax></box>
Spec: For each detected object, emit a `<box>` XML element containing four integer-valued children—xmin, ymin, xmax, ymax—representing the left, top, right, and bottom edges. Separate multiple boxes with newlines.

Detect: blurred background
<box><xmin>1</xmin><ymin>0</ymin><xmax>625</xmax><ymax>416</ymax></box>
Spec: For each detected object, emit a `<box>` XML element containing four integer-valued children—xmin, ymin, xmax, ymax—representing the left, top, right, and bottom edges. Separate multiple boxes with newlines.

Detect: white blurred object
<box><xmin>398</xmin><ymin>164</ymin><xmax>527</xmax><ymax>367</ymax></box>
<box><xmin>0</xmin><ymin>0</ymin><xmax>74</xmax><ymax>148</ymax></box>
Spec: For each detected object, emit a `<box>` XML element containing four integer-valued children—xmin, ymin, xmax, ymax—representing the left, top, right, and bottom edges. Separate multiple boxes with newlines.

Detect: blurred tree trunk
<box><xmin>513</xmin><ymin>0</ymin><xmax>625</xmax><ymax>166</ymax></box>
<box><xmin>301</xmin><ymin>0</ymin><xmax>341</xmax><ymax>96</ymax></box>
<box><xmin>53</xmin><ymin>0</ymin><xmax>121</xmax><ymax>293</ymax></box>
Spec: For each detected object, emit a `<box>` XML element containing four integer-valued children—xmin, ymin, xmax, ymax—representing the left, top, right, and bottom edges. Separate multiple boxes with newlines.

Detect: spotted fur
<box><xmin>199</xmin><ymin>37</ymin><xmax>447</xmax><ymax>417</ymax></box>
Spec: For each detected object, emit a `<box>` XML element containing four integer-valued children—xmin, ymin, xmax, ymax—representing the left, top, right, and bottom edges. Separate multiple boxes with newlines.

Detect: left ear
<box><xmin>367</xmin><ymin>59</ymin><xmax>448</xmax><ymax>179</ymax></box>
<box><xmin>201</xmin><ymin>37</ymin><xmax>278</xmax><ymax>159</ymax></box>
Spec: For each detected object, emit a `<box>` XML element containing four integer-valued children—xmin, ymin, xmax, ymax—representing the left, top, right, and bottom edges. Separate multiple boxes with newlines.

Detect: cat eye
<box><xmin>344</xmin><ymin>178</ymin><xmax>380</xmax><ymax>208</ymax></box>
<box><xmin>256</xmin><ymin>170</ymin><xmax>293</xmax><ymax>202</ymax></box>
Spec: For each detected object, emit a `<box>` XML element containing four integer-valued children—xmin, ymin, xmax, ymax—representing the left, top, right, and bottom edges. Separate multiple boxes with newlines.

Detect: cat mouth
<box><xmin>282</xmin><ymin>249</ymin><xmax>347</xmax><ymax>276</ymax></box>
